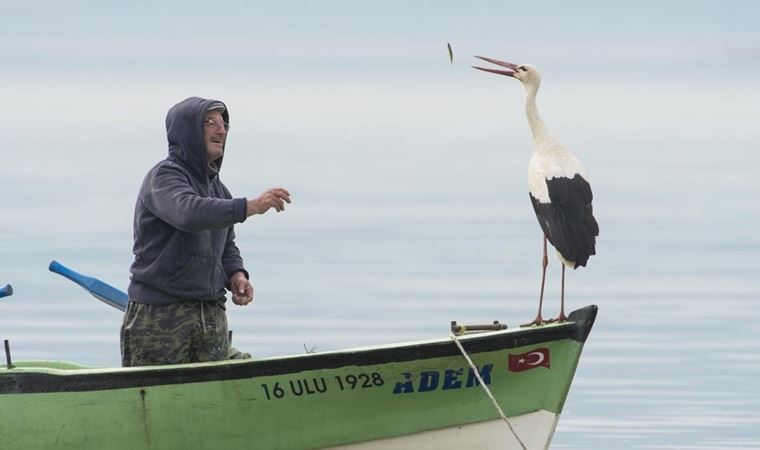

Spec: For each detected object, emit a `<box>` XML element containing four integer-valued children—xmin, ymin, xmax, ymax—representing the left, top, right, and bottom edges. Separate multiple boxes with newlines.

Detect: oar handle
<box><xmin>0</xmin><ymin>284</ymin><xmax>12</xmax><ymax>299</ymax></box>
<box><xmin>49</xmin><ymin>260</ymin><xmax>93</xmax><ymax>288</ymax></box>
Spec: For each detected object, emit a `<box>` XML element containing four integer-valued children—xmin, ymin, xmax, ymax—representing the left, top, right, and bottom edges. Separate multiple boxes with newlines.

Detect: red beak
<box><xmin>472</xmin><ymin>55</ymin><xmax>518</xmax><ymax>77</ymax></box>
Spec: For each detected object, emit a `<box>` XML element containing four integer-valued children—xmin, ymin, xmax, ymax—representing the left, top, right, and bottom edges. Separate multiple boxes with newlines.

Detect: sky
<box><xmin>1</xmin><ymin>0</ymin><xmax>759</xmax><ymax>311</ymax></box>
<box><xmin>2</xmin><ymin>1</ymin><xmax>758</xmax><ymax>75</ymax></box>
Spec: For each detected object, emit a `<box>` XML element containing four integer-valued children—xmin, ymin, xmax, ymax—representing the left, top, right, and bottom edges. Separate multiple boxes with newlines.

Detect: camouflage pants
<box><xmin>120</xmin><ymin>300</ymin><xmax>229</xmax><ymax>367</ymax></box>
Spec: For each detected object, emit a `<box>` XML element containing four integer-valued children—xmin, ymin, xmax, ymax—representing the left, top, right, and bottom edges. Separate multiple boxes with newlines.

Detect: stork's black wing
<box><xmin>529</xmin><ymin>174</ymin><xmax>599</xmax><ymax>268</ymax></box>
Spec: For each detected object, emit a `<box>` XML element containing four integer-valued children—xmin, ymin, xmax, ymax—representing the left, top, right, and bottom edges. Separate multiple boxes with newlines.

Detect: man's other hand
<box><xmin>230</xmin><ymin>272</ymin><xmax>254</xmax><ymax>305</ymax></box>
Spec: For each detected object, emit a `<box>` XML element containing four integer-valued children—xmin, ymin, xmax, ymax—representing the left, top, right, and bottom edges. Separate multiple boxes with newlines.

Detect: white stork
<box><xmin>473</xmin><ymin>56</ymin><xmax>599</xmax><ymax>325</ymax></box>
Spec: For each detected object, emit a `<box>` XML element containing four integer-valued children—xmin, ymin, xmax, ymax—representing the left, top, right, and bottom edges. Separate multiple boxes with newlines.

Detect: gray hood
<box><xmin>166</xmin><ymin>96</ymin><xmax>230</xmax><ymax>182</ymax></box>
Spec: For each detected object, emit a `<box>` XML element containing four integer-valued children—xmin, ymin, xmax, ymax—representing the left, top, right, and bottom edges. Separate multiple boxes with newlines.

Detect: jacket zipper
<box><xmin>208</xmin><ymin>177</ymin><xmax>215</xmax><ymax>299</ymax></box>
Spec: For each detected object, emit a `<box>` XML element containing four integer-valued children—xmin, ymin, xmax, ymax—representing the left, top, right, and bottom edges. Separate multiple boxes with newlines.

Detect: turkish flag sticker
<box><xmin>508</xmin><ymin>347</ymin><xmax>550</xmax><ymax>372</ymax></box>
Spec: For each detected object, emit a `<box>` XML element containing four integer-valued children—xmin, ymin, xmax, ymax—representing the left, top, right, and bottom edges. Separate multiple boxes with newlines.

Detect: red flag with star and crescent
<box><xmin>508</xmin><ymin>347</ymin><xmax>550</xmax><ymax>372</ymax></box>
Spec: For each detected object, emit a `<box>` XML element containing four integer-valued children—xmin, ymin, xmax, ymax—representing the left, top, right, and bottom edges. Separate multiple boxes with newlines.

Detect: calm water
<box><xmin>1</xmin><ymin>74</ymin><xmax>759</xmax><ymax>449</ymax></box>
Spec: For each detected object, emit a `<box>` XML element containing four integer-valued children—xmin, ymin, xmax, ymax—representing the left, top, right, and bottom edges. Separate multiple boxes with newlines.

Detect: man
<box><xmin>121</xmin><ymin>96</ymin><xmax>291</xmax><ymax>367</ymax></box>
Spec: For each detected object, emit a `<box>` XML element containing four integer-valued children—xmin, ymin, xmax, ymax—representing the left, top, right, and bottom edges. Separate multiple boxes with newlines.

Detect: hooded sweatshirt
<box><xmin>128</xmin><ymin>97</ymin><xmax>249</xmax><ymax>305</ymax></box>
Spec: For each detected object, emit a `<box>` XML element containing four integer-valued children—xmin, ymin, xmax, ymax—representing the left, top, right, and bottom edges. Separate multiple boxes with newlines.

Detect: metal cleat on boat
<box><xmin>450</xmin><ymin>320</ymin><xmax>507</xmax><ymax>335</ymax></box>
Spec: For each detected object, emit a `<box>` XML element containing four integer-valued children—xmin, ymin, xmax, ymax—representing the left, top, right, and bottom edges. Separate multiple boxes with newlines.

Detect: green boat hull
<box><xmin>0</xmin><ymin>305</ymin><xmax>597</xmax><ymax>449</ymax></box>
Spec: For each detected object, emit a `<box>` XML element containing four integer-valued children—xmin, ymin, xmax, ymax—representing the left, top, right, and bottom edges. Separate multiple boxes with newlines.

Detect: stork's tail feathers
<box><xmin>557</xmin><ymin>217</ymin><xmax>598</xmax><ymax>269</ymax></box>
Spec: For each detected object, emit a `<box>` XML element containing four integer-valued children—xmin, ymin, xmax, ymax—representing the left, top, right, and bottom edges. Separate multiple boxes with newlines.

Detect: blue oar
<box><xmin>48</xmin><ymin>260</ymin><xmax>128</xmax><ymax>311</ymax></box>
<box><xmin>0</xmin><ymin>284</ymin><xmax>13</xmax><ymax>299</ymax></box>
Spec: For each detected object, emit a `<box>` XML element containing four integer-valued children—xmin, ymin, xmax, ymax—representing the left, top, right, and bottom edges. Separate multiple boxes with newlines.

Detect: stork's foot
<box><xmin>521</xmin><ymin>315</ymin><xmax>557</xmax><ymax>327</ymax></box>
<box><xmin>521</xmin><ymin>317</ymin><xmax>542</xmax><ymax>327</ymax></box>
<box><xmin>547</xmin><ymin>311</ymin><xmax>568</xmax><ymax>323</ymax></box>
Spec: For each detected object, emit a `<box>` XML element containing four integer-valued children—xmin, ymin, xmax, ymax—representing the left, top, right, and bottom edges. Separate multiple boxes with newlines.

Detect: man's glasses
<box><xmin>204</xmin><ymin>118</ymin><xmax>230</xmax><ymax>131</ymax></box>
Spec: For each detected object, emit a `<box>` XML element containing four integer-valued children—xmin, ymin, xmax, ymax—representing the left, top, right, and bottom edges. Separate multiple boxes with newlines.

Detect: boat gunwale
<box><xmin>1</xmin><ymin>305</ymin><xmax>596</xmax><ymax>395</ymax></box>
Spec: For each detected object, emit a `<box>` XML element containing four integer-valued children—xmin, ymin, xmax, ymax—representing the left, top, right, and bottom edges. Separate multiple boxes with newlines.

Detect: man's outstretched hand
<box><xmin>247</xmin><ymin>188</ymin><xmax>291</xmax><ymax>216</ymax></box>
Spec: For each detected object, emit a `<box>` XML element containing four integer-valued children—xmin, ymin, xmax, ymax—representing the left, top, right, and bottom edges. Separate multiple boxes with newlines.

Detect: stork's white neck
<box><xmin>524</xmin><ymin>83</ymin><xmax>559</xmax><ymax>152</ymax></box>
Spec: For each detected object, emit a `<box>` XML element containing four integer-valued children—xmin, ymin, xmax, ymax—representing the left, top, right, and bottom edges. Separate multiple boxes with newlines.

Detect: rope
<box><xmin>450</xmin><ymin>333</ymin><xmax>527</xmax><ymax>450</ymax></box>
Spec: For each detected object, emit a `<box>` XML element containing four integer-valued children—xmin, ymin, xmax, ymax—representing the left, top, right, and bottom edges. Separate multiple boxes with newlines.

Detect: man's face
<box><xmin>204</xmin><ymin>109</ymin><xmax>227</xmax><ymax>162</ymax></box>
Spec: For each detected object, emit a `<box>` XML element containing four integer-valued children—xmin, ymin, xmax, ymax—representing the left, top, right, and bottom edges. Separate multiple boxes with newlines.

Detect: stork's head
<box><xmin>472</xmin><ymin>56</ymin><xmax>541</xmax><ymax>88</ymax></box>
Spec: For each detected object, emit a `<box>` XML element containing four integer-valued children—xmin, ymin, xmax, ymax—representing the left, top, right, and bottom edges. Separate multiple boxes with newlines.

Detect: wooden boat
<box><xmin>0</xmin><ymin>264</ymin><xmax>597</xmax><ymax>449</ymax></box>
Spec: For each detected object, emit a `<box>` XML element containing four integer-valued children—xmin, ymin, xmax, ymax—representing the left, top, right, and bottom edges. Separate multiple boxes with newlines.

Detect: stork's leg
<box><xmin>557</xmin><ymin>264</ymin><xmax>568</xmax><ymax>322</ymax></box>
<box><xmin>523</xmin><ymin>235</ymin><xmax>549</xmax><ymax>327</ymax></box>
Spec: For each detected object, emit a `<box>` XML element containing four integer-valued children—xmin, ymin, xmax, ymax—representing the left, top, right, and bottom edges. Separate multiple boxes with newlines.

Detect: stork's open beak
<box><xmin>472</xmin><ymin>55</ymin><xmax>518</xmax><ymax>77</ymax></box>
